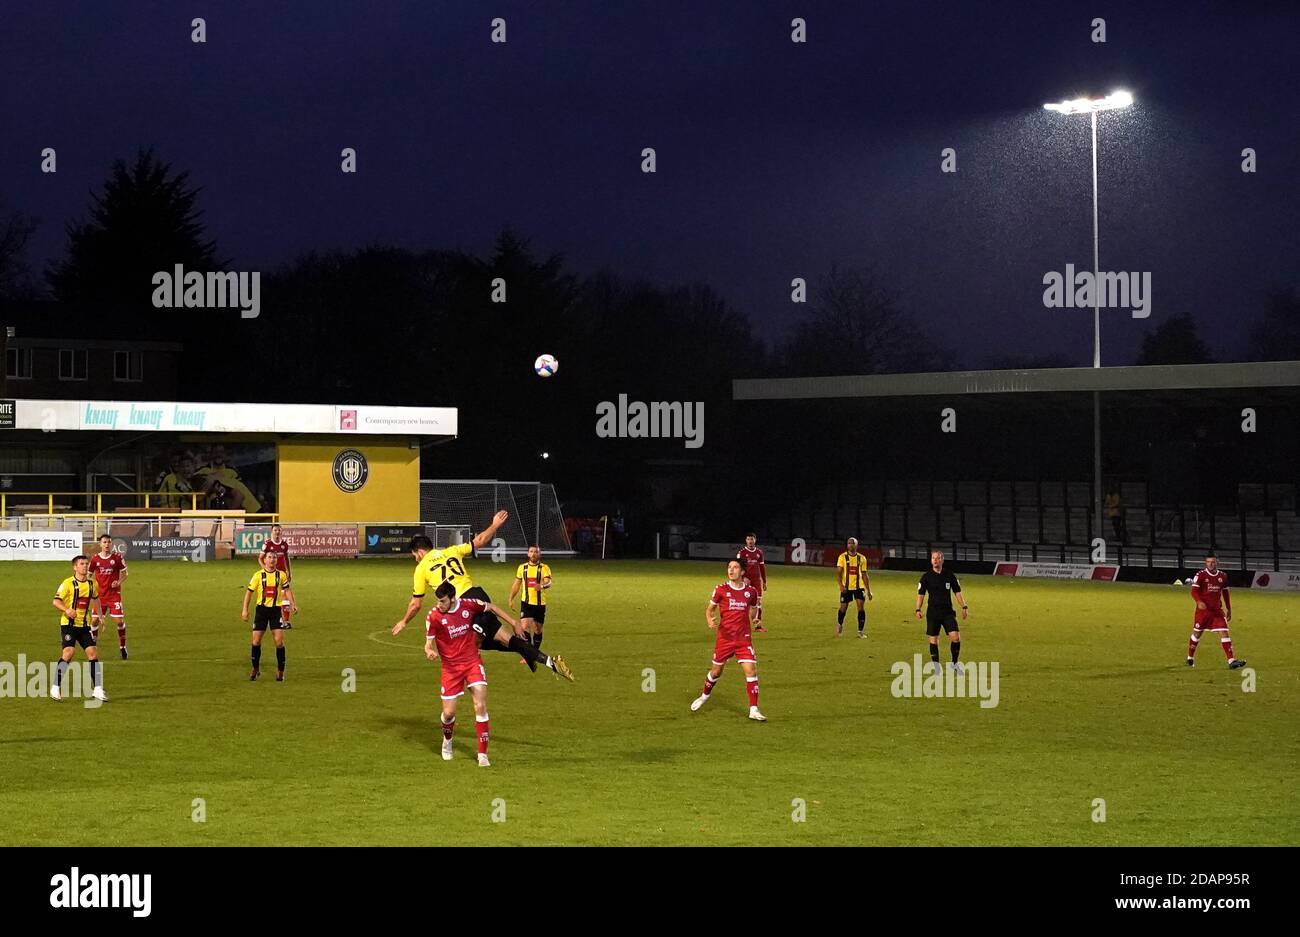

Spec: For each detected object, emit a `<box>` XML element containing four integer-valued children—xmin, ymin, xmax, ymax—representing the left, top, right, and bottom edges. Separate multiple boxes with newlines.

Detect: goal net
<box><xmin>419</xmin><ymin>480</ymin><xmax>573</xmax><ymax>555</ymax></box>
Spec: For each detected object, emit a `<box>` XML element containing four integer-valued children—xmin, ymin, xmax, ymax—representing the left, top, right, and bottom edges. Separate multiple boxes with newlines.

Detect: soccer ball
<box><xmin>534</xmin><ymin>354</ymin><xmax>558</xmax><ymax>377</ymax></box>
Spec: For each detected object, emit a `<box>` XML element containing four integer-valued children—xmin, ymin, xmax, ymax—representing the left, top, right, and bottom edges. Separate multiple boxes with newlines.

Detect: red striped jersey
<box><xmin>262</xmin><ymin>536</ymin><xmax>291</xmax><ymax>573</ymax></box>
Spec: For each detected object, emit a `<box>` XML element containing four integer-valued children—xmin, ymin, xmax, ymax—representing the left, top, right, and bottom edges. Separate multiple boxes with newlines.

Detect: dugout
<box><xmin>0</xmin><ymin>398</ymin><xmax>457</xmax><ymax>529</ymax></box>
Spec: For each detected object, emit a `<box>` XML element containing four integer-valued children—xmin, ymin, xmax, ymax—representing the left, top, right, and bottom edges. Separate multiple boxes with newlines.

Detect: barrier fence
<box><xmin>0</xmin><ymin>516</ymin><xmax>473</xmax><ymax>560</ymax></box>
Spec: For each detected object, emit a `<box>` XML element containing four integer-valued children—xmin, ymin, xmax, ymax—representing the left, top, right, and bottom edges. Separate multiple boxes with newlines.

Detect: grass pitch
<box><xmin>0</xmin><ymin>558</ymin><xmax>1296</xmax><ymax>845</ymax></box>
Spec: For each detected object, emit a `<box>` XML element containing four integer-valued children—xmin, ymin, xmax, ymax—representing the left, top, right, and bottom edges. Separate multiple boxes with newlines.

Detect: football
<box><xmin>534</xmin><ymin>354</ymin><xmax>558</xmax><ymax>377</ymax></box>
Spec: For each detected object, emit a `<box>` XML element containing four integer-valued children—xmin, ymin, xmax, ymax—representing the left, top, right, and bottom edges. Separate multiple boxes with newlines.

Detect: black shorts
<box><xmin>926</xmin><ymin>611</ymin><xmax>959</xmax><ymax>636</ymax></box>
<box><xmin>520</xmin><ymin>602</ymin><xmax>546</xmax><ymax>624</ymax></box>
<box><xmin>840</xmin><ymin>589</ymin><xmax>865</xmax><ymax>603</ymax></box>
<box><xmin>60</xmin><ymin>624</ymin><xmax>95</xmax><ymax>649</ymax></box>
<box><xmin>459</xmin><ymin>587</ymin><xmax>506</xmax><ymax>649</ymax></box>
<box><xmin>253</xmin><ymin>605</ymin><xmax>283</xmax><ymax>632</ymax></box>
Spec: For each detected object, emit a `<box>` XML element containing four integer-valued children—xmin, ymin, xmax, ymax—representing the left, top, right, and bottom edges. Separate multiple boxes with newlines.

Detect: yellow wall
<box><xmin>277</xmin><ymin>437</ymin><xmax>419</xmax><ymax>522</ymax></box>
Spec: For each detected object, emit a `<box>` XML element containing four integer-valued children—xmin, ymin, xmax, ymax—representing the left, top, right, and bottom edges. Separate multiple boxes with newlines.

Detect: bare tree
<box><xmin>783</xmin><ymin>264</ymin><xmax>944</xmax><ymax>376</ymax></box>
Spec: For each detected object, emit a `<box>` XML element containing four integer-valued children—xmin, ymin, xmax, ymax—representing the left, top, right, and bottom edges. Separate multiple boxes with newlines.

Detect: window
<box><xmin>58</xmin><ymin>348</ymin><xmax>88</xmax><ymax>381</ymax></box>
<box><xmin>5</xmin><ymin>346</ymin><xmax>32</xmax><ymax>380</ymax></box>
<box><xmin>114</xmin><ymin>350</ymin><xmax>144</xmax><ymax>382</ymax></box>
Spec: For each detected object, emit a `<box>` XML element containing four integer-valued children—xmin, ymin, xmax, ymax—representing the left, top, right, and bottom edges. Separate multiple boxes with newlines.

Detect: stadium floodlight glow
<box><xmin>1043</xmin><ymin>90</ymin><xmax>1133</xmax><ymax>114</ymax></box>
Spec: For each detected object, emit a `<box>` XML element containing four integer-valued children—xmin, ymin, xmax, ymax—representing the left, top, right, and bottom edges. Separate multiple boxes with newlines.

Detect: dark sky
<box><xmin>3</xmin><ymin>0</ymin><xmax>1297</xmax><ymax>366</ymax></box>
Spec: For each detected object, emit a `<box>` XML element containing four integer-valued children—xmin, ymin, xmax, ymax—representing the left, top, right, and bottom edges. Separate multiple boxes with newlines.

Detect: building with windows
<box><xmin>3</xmin><ymin>301</ymin><xmax>181</xmax><ymax>400</ymax></box>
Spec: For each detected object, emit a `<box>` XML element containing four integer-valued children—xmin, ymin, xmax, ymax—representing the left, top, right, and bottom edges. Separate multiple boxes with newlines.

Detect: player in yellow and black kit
<box><xmin>51</xmin><ymin>555</ymin><xmax>108</xmax><ymax>701</ymax></box>
<box><xmin>836</xmin><ymin>537</ymin><xmax>873</xmax><ymax>638</ymax></box>
<box><xmin>241</xmin><ymin>551</ymin><xmax>297</xmax><ymax>682</ymax></box>
<box><xmin>391</xmin><ymin>512</ymin><xmax>573</xmax><ymax>681</ymax></box>
<box><xmin>508</xmin><ymin>545</ymin><xmax>553</xmax><ymax>651</ymax></box>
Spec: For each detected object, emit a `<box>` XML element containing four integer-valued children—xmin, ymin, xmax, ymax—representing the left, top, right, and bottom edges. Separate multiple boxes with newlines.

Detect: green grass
<box><xmin>1</xmin><ymin>558</ymin><xmax>1296</xmax><ymax>845</ymax></box>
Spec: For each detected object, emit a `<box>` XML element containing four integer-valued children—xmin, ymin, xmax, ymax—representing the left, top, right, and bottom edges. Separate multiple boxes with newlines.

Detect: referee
<box><xmin>915</xmin><ymin>550</ymin><xmax>968</xmax><ymax>676</ymax></box>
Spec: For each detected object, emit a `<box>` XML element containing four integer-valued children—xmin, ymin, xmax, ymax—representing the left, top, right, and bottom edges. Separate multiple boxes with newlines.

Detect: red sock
<box><xmin>1187</xmin><ymin>630</ymin><xmax>1201</xmax><ymax>658</ymax></box>
<box><xmin>701</xmin><ymin>673</ymin><xmax>717</xmax><ymax>697</ymax></box>
<box><xmin>441</xmin><ymin>716</ymin><xmax>455</xmax><ymax>741</ymax></box>
<box><xmin>745</xmin><ymin>676</ymin><xmax>759</xmax><ymax>708</ymax></box>
<box><xmin>476</xmin><ymin>715</ymin><xmax>490</xmax><ymax>755</ymax></box>
<box><xmin>116</xmin><ymin>621</ymin><xmax>127</xmax><ymax>648</ymax></box>
<box><xmin>1220</xmin><ymin>636</ymin><xmax>1234</xmax><ymax>661</ymax></box>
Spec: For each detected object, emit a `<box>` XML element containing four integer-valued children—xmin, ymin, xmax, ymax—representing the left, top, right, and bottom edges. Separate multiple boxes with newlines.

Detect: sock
<box><xmin>116</xmin><ymin>620</ymin><xmax>127</xmax><ymax>648</ymax></box>
<box><xmin>857</xmin><ymin>611</ymin><xmax>866</xmax><ymax>633</ymax></box>
<box><xmin>476</xmin><ymin>714</ymin><xmax>490</xmax><ymax>755</ymax></box>
<box><xmin>90</xmin><ymin>659</ymin><xmax>102</xmax><ymax>688</ymax></box>
<box><xmin>951</xmin><ymin>640</ymin><xmax>961</xmax><ymax>664</ymax></box>
<box><xmin>506</xmin><ymin>635</ymin><xmax>540</xmax><ymax>672</ymax></box>
<box><xmin>55</xmin><ymin>659</ymin><xmax>68</xmax><ymax>688</ymax></box>
<box><xmin>701</xmin><ymin>672</ymin><xmax>718</xmax><ymax>698</ymax></box>
<box><xmin>836</xmin><ymin>609</ymin><xmax>846</xmax><ymax>626</ymax></box>
<box><xmin>441</xmin><ymin>713</ymin><xmax>455</xmax><ymax>741</ymax></box>
<box><xmin>276</xmin><ymin>646</ymin><xmax>286</xmax><ymax>672</ymax></box>
<box><xmin>745</xmin><ymin>675</ymin><xmax>759</xmax><ymax>709</ymax></box>
<box><xmin>1187</xmin><ymin>630</ymin><xmax>1201</xmax><ymax>659</ymax></box>
<box><xmin>252</xmin><ymin>644</ymin><xmax>262</xmax><ymax>669</ymax></box>
<box><xmin>533</xmin><ymin>630</ymin><xmax>543</xmax><ymax>652</ymax></box>
<box><xmin>1220</xmin><ymin>636</ymin><xmax>1234</xmax><ymax>661</ymax></box>
<box><xmin>929</xmin><ymin>642</ymin><xmax>940</xmax><ymax>663</ymax></box>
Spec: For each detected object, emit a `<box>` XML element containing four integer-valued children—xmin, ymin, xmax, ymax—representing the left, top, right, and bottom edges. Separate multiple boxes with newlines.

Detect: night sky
<box><xmin>3</xmin><ymin>0</ymin><xmax>1297</xmax><ymax>366</ymax></box>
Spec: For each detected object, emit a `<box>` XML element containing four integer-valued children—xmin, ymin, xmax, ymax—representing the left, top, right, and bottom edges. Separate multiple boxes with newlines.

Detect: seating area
<box><xmin>760</xmin><ymin>480</ymin><xmax>1300</xmax><ymax>570</ymax></box>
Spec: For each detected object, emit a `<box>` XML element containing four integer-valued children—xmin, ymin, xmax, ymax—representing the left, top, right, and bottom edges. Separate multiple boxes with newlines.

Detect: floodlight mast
<box><xmin>1042</xmin><ymin>90</ymin><xmax>1134</xmax><ymax>550</ymax></box>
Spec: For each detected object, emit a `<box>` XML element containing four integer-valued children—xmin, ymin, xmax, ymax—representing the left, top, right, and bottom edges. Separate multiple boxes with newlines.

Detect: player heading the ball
<box><xmin>393</xmin><ymin>513</ymin><xmax>574</xmax><ymax>682</ymax></box>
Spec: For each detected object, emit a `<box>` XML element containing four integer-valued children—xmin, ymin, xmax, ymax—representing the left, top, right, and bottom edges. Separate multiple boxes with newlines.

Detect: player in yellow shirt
<box><xmin>51</xmin><ymin>555</ymin><xmax>108</xmax><ymax>702</ymax></box>
<box><xmin>241</xmin><ymin>551</ymin><xmax>298</xmax><ymax>682</ymax></box>
<box><xmin>392</xmin><ymin>512</ymin><xmax>573</xmax><ymax>681</ymax></box>
<box><xmin>836</xmin><ymin>537</ymin><xmax>873</xmax><ymax>638</ymax></box>
<box><xmin>508</xmin><ymin>545</ymin><xmax>553</xmax><ymax>651</ymax></box>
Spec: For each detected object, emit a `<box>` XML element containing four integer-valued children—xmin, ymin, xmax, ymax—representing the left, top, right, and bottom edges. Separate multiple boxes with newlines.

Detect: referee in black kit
<box><xmin>915</xmin><ymin>550</ymin><xmax>968</xmax><ymax>676</ymax></box>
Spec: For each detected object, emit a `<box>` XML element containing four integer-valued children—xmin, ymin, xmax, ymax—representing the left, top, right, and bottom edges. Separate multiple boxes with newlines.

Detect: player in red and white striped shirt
<box><xmin>736</xmin><ymin>534</ymin><xmax>768</xmax><ymax>632</ymax></box>
<box><xmin>691</xmin><ymin>559</ymin><xmax>766</xmax><ymax>721</ymax></box>
<box><xmin>261</xmin><ymin>524</ymin><xmax>294</xmax><ymax>629</ymax></box>
<box><xmin>1186</xmin><ymin>551</ymin><xmax>1247</xmax><ymax>669</ymax></box>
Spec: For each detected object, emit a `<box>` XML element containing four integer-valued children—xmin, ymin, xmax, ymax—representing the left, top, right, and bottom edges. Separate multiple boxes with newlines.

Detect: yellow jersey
<box><xmin>837</xmin><ymin>552</ymin><xmax>869</xmax><ymax>590</ymax></box>
<box><xmin>515</xmin><ymin>562</ymin><xmax>552</xmax><ymax>606</ymax></box>
<box><xmin>55</xmin><ymin>576</ymin><xmax>98</xmax><ymax>627</ymax></box>
<box><xmin>247</xmin><ymin>568</ymin><xmax>291</xmax><ymax>608</ymax></box>
<box><xmin>412</xmin><ymin>543</ymin><xmax>476</xmax><ymax>598</ymax></box>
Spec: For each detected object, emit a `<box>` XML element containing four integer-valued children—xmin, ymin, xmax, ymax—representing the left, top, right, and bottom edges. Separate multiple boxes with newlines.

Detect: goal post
<box><xmin>418</xmin><ymin>479</ymin><xmax>573</xmax><ymax>555</ymax></box>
